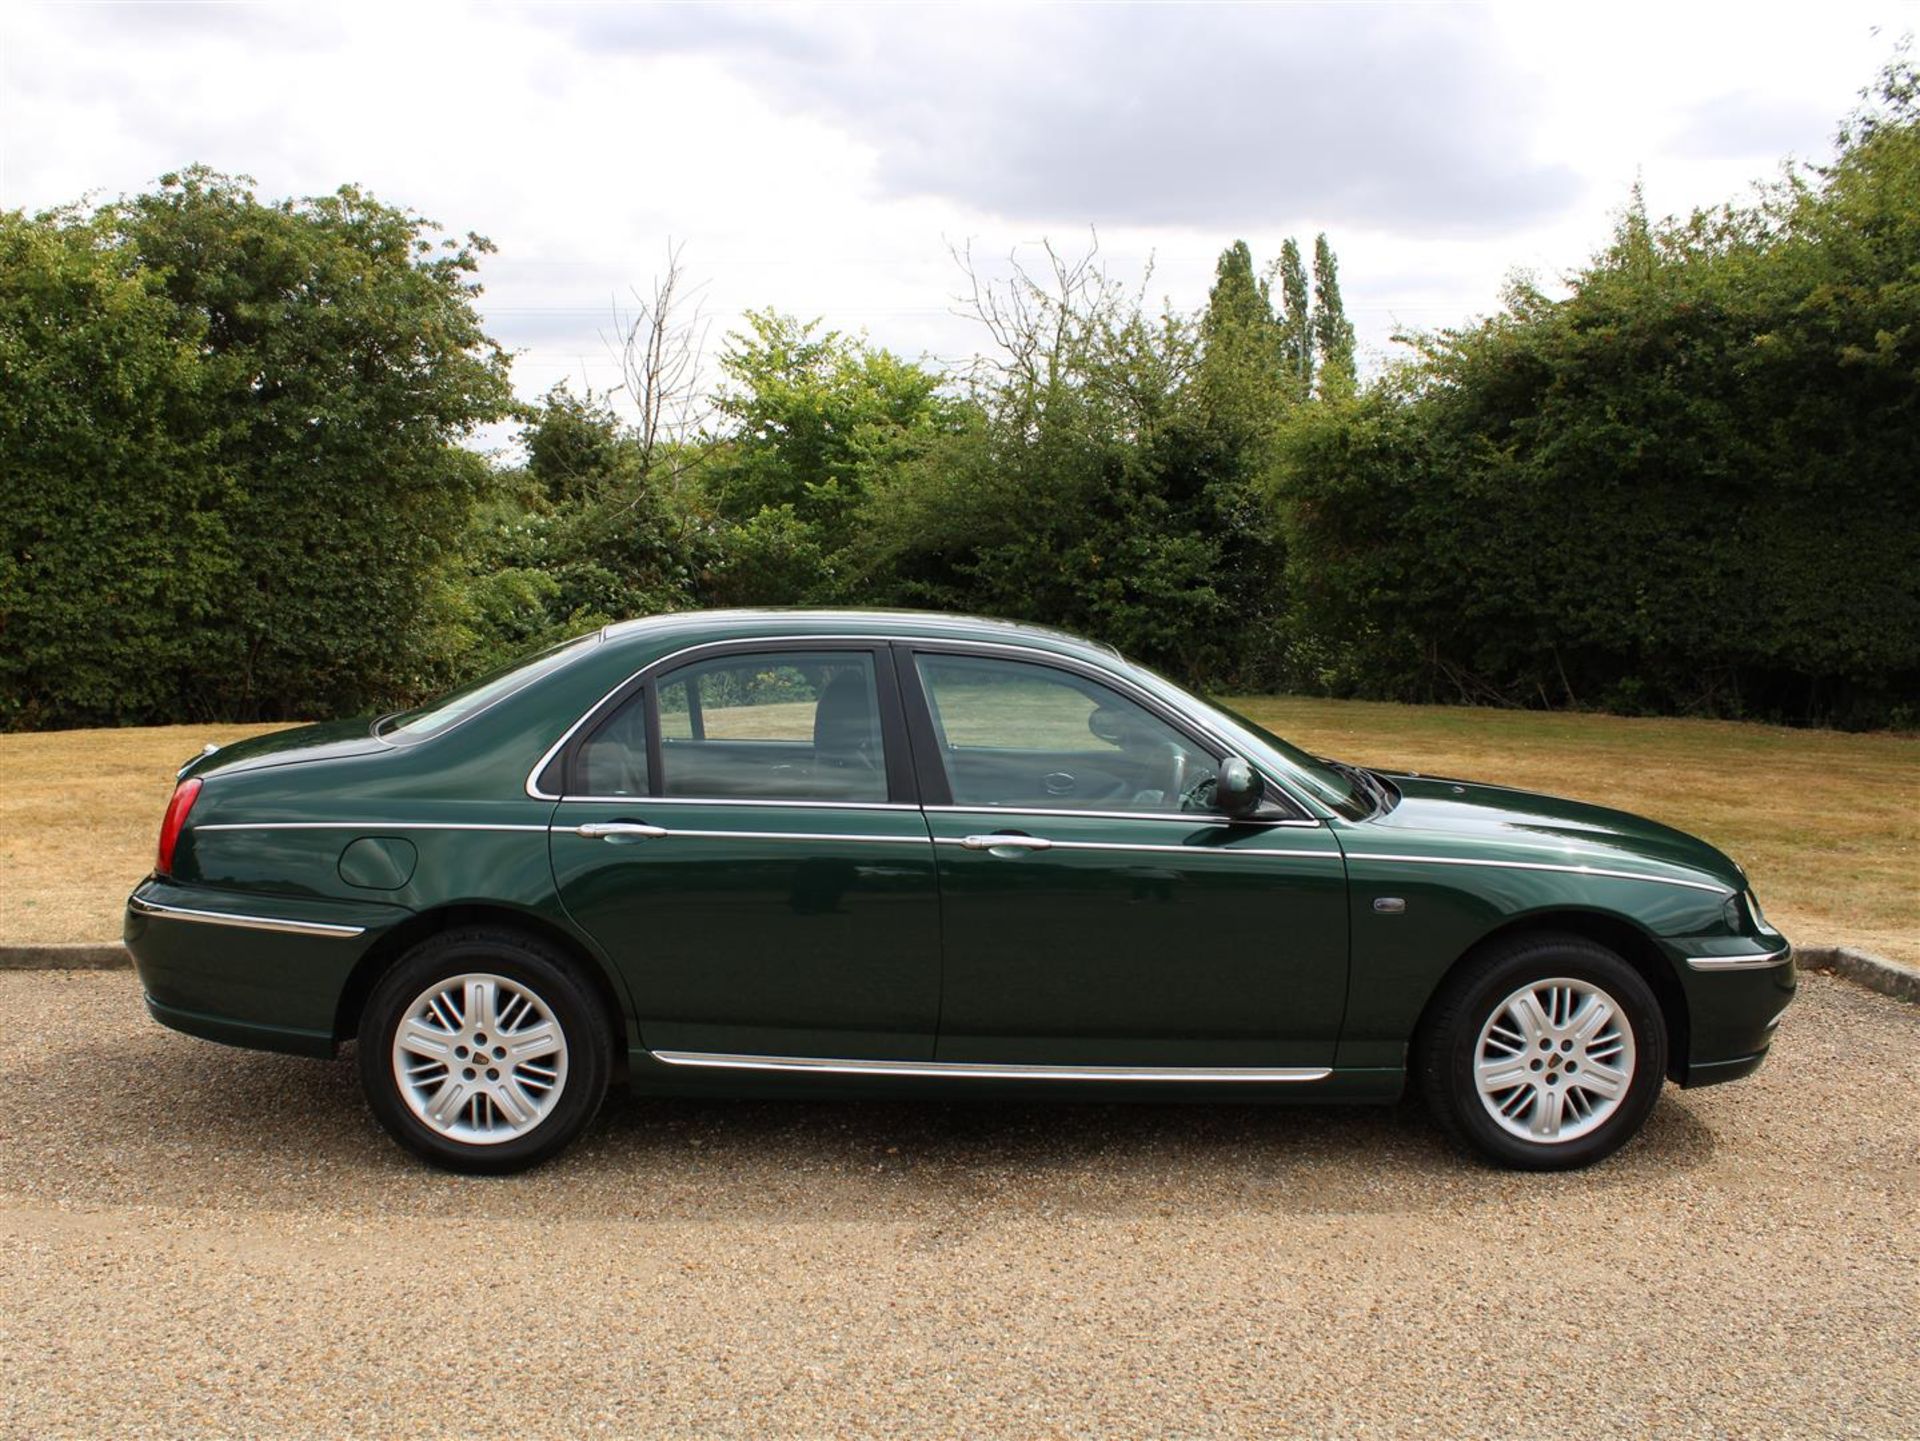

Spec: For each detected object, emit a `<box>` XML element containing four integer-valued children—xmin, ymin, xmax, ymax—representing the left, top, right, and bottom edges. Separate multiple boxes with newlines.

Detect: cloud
<box><xmin>1677</xmin><ymin>91</ymin><xmax>1837</xmax><ymax>161</ymax></box>
<box><xmin>556</xmin><ymin>2</ymin><xmax>1583</xmax><ymax>236</ymax></box>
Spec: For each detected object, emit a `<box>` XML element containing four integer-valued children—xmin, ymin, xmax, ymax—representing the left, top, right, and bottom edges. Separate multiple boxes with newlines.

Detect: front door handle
<box><xmin>575</xmin><ymin>821</ymin><xmax>669</xmax><ymax>841</ymax></box>
<box><xmin>960</xmin><ymin>833</ymin><xmax>1053</xmax><ymax>854</ymax></box>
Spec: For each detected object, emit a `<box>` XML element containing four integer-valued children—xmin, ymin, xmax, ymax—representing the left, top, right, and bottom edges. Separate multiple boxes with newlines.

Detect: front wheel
<box><xmin>1415</xmin><ymin>933</ymin><xmax>1667</xmax><ymax>1170</ymax></box>
<box><xmin>358</xmin><ymin>928</ymin><xmax>611</xmax><ymax>1174</ymax></box>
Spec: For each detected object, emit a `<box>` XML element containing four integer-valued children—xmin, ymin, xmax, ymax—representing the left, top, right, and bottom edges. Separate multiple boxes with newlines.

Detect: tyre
<box><xmin>358</xmin><ymin>927</ymin><xmax>612</xmax><ymax>1174</ymax></box>
<box><xmin>1415</xmin><ymin>932</ymin><xmax>1667</xmax><ymax>1171</ymax></box>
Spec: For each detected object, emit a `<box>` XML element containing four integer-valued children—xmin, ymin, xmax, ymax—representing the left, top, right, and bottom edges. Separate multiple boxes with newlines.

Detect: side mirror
<box><xmin>1215</xmin><ymin>756</ymin><xmax>1261</xmax><ymax>819</ymax></box>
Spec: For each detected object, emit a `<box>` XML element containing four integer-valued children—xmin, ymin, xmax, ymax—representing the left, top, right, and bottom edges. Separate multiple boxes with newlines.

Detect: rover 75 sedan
<box><xmin>126</xmin><ymin>610</ymin><xmax>1794</xmax><ymax>1173</ymax></box>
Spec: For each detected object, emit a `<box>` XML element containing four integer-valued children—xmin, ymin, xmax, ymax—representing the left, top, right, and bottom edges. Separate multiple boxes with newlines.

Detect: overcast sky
<box><xmin>3</xmin><ymin>0</ymin><xmax>1913</xmax><ymax>432</ymax></box>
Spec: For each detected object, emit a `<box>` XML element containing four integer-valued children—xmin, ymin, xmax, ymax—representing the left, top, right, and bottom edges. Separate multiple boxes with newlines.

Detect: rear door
<box><xmin>903</xmin><ymin>645</ymin><xmax>1349</xmax><ymax>1069</ymax></box>
<box><xmin>550</xmin><ymin>643</ymin><xmax>942</xmax><ymax>1060</ymax></box>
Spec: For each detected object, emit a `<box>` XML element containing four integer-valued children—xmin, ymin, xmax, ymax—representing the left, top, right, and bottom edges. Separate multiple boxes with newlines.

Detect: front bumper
<box><xmin>1673</xmin><ymin>937</ymin><xmax>1796</xmax><ymax>1088</ymax></box>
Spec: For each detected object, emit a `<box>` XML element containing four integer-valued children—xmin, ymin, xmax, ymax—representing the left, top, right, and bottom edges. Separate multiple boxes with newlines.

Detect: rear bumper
<box><xmin>125</xmin><ymin>879</ymin><xmax>404</xmax><ymax>1056</ymax></box>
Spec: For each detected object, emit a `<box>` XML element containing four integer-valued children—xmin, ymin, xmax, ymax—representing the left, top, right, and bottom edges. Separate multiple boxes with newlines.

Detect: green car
<box><xmin>126</xmin><ymin>610</ymin><xmax>1794</xmax><ymax>1174</ymax></box>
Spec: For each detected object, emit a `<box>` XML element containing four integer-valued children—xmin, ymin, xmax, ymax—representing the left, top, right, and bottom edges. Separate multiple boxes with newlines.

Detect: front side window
<box><xmin>654</xmin><ymin>650</ymin><xmax>887</xmax><ymax>802</ymax></box>
<box><xmin>915</xmin><ymin>654</ymin><xmax>1219</xmax><ymax>813</ymax></box>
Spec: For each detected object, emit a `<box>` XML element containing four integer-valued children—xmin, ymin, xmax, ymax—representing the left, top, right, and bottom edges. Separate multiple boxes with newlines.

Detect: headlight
<box><xmin>1745</xmin><ymin>888</ymin><xmax>1776</xmax><ymax>935</ymax></box>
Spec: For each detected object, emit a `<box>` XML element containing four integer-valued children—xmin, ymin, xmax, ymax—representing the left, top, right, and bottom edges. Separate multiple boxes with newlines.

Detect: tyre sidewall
<box><xmin>358</xmin><ymin>932</ymin><xmax>609</xmax><ymax>1175</ymax></box>
<box><xmin>1441</xmin><ymin>941</ymin><xmax>1667</xmax><ymax>1171</ymax></box>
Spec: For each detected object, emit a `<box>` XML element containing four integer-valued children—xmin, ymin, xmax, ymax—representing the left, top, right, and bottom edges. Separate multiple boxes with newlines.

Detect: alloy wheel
<box><xmin>390</xmin><ymin>972</ymin><xmax>570</xmax><ymax>1144</ymax></box>
<box><xmin>1473</xmin><ymin>977</ymin><xmax>1636</xmax><ymax>1144</ymax></box>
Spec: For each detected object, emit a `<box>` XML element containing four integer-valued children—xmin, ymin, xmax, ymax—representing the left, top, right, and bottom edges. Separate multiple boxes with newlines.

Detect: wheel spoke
<box><xmin>1573</xmin><ymin>1059</ymin><xmax>1628</xmax><ymax>1100</ymax></box>
<box><xmin>488</xmin><ymin>1079</ymin><xmax>534</xmax><ymax>1127</ymax></box>
<box><xmin>1476</xmin><ymin>1058</ymin><xmax>1533</xmax><ymax>1092</ymax></box>
<box><xmin>397</xmin><ymin>1018</ymin><xmax>454</xmax><ymax>1059</ymax></box>
<box><xmin>1571</xmin><ymin>995</ymin><xmax>1615</xmax><ymax>1046</ymax></box>
<box><xmin>426</xmin><ymin>1076</ymin><xmax>473</xmax><ymax>1125</ymax></box>
<box><xmin>503</xmin><ymin>1021</ymin><xmax>560</xmax><ymax>1060</ymax></box>
<box><xmin>1529</xmin><ymin>1085</ymin><xmax>1566</xmax><ymax>1138</ymax></box>
<box><xmin>1510</xmin><ymin>991</ymin><xmax>1552</xmax><ymax>1046</ymax></box>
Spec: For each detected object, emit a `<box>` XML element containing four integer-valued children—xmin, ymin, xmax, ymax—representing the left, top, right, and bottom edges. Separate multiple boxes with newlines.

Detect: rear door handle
<box><xmin>575</xmin><ymin>822</ymin><xmax>669</xmax><ymax>841</ymax></box>
<box><xmin>960</xmin><ymin>833</ymin><xmax>1053</xmax><ymax>854</ymax></box>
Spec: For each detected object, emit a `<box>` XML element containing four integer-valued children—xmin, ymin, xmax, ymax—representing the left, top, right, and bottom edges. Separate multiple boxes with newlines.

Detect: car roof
<box><xmin>597</xmin><ymin>609</ymin><xmax>1123</xmax><ymax>665</ymax></box>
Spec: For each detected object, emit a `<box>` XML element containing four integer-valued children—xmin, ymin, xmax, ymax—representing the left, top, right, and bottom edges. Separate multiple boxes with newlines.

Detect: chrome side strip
<box><xmin>650</xmin><ymin>1050</ymin><xmax>1332</xmax><ymax>1083</ymax></box>
<box><xmin>128</xmin><ymin>895</ymin><xmax>366</xmax><ymax>938</ymax></box>
<box><xmin>1686</xmin><ymin>948</ymin><xmax>1793</xmax><ymax>972</ymax></box>
<box><xmin>196</xmin><ymin>822</ymin><xmax>551</xmax><ymax>833</ymax></box>
<box><xmin>932</xmin><ymin>836</ymin><xmax>1339</xmax><ymax>861</ymax></box>
<box><xmin>1344</xmin><ymin>851</ymin><xmax>1731</xmax><ymax>895</ymax></box>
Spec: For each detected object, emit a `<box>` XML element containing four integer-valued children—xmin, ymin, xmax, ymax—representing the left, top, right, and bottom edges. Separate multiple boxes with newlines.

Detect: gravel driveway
<box><xmin>0</xmin><ymin>969</ymin><xmax>1913</xmax><ymax>1438</ymax></box>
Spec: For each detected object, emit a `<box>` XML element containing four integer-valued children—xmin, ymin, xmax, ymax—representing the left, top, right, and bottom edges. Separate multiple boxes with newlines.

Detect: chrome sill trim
<box><xmin>196</xmin><ymin>822</ymin><xmax>551</xmax><ymax>833</ymax></box>
<box><xmin>650</xmin><ymin>1051</ymin><xmax>1332</xmax><ymax>1083</ymax></box>
<box><xmin>922</xmin><ymin>805</ymin><xmax>1319</xmax><ymax>828</ymax></box>
<box><xmin>1344</xmin><ymin>852</ymin><xmax>1731</xmax><ymax>895</ymax></box>
<box><xmin>932</xmin><ymin>836</ymin><xmax>1338</xmax><ymax>861</ymax></box>
<box><xmin>128</xmin><ymin>895</ymin><xmax>365</xmax><ymax>938</ymax></box>
<box><xmin>1685</xmin><ymin>948</ymin><xmax>1793</xmax><ymax>972</ymax></box>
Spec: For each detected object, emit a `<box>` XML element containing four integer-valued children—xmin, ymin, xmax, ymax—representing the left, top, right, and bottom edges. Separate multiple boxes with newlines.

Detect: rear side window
<box><xmin>654</xmin><ymin>651</ymin><xmax>887</xmax><ymax>802</ymax></box>
<box><xmin>574</xmin><ymin>697</ymin><xmax>650</xmax><ymax>798</ymax></box>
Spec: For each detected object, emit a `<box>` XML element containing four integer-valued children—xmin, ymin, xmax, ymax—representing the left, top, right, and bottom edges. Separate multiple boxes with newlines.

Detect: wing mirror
<box><xmin>1215</xmin><ymin>756</ymin><xmax>1262</xmax><ymax>819</ymax></box>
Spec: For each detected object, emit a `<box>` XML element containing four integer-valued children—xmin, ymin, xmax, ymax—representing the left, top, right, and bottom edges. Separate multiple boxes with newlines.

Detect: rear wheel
<box><xmin>358</xmin><ymin>928</ymin><xmax>611</xmax><ymax>1174</ymax></box>
<box><xmin>1416</xmin><ymin>933</ymin><xmax>1667</xmax><ymax>1170</ymax></box>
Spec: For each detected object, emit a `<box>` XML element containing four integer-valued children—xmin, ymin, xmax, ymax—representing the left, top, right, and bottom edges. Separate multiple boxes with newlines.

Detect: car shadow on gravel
<box><xmin>7</xmin><ymin>1021</ymin><xmax>1717</xmax><ymax>1222</ymax></box>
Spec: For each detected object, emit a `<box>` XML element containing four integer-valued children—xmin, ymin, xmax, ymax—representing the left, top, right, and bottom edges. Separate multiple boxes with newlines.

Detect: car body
<box><xmin>126</xmin><ymin>609</ymin><xmax>1795</xmax><ymax>1171</ymax></box>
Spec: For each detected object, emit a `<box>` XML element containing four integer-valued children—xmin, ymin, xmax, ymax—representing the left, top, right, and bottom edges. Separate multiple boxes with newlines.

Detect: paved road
<box><xmin>0</xmin><ymin>970</ymin><xmax>1913</xmax><ymax>1438</ymax></box>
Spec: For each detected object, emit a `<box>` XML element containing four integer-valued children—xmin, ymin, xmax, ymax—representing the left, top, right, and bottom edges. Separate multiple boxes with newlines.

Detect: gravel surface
<box><xmin>0</xmin><ymin>970</ymin><xmax>1913</xmax><ymax>1439</ymax></box>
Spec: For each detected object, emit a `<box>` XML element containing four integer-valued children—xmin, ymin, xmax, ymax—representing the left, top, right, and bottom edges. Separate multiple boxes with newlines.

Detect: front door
<box><xmin>903</xmin><ymin>647</ymin><xmax>1349</xmax><ymax>1068</ymax></box>
<box><xmin>550</xmin><ymin>644</ymin><xmax>941</xmax><ymax>1060</ymax></box>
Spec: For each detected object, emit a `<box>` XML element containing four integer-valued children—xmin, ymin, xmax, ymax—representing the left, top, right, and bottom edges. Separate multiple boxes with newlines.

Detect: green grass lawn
<box><xmin>1</xmin><ymin>700</ymin><xmax>1913</xmax><ymax>964</ymax></box>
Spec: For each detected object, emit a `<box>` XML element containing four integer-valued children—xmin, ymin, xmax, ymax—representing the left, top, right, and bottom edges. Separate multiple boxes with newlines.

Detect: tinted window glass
<box><xmin>385</xmin><ymin>633</ymin><xmax>600</xmax><ymax>740</ymax></box>
<box><xmin>916</xmin><ymin>654</ymin><xmax>1219</xmax><ymax>813</ymax></box>
<box><xmin>656</xmin><ymin>651</ymin><xmax>886</xmax><ymax>802</ymax></box>
<box><xmin>575</xmin><ymin>696</ymin><xmax>650</xmax><ymax>797</ymax></box>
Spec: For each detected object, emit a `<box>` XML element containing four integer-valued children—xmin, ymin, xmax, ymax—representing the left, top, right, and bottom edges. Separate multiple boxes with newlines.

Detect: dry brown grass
<box><xmin>0</xmin><ymin>723</ymin><xmax>297</xmax><ymax>945</ymax></box>
<box><xmin>2</xmin><ymin>704</ymin><xmax>1913</xmax><ymax>963</ymax></box>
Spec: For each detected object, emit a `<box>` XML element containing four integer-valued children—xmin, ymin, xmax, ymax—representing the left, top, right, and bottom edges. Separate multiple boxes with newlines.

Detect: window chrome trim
<box><xmin>931</xmin><ymin>836</ymin><xmax>1339</xmax><ymax>861</ymax></box>
<box><xmin>548</xmin><ymin>825</ymin><xmax>916</xmax><ymax>846</ymax></box>
<box><xmin>923</xmin><ymin>804</ymin><xmax>1320</xmax><ymax>828</ymax></box>
<box><xmin>1685</xmin><ymin>947</ymin><xmax>1794</xmax><ymax>972</ymax></box>
<box><xmin>523</xmin><ymin>631</ymin><xmax>1330</xmax><ymax>821</ymax></box>
<box><xmin>195</xmin><ymin>821</ymin><xmax>552</xmax><ymax>833</ymax></box>
<box><xmin>562</xmin><ymin>796</ymin><xmax>918</xmax><ymax>812</ymax></box>
<box><xmin>128</xmin><ymin>895</ymin><xmax>366</xmax><ymax>938</ymax></box>
<box><xmin>649</xmin><ymin>1050</ymin><xmax>1331</xmax><ymax>1083</ymax></box>
<box><xmin>1346</xmin><ymin>851</ymin><xmax>1732</xmax><ymax>896</ymax></box>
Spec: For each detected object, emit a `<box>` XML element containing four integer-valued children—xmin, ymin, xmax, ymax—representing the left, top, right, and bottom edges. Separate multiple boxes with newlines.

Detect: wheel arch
<box><xmin>1415</xmin><ymin>907</ymin><xmax>1691</xmax><ymax>1082</ymax></box>
<box><xmin>333</xmin><ymin>903</ymin><xmax>636</xmax><ymax>1060</ymax></box>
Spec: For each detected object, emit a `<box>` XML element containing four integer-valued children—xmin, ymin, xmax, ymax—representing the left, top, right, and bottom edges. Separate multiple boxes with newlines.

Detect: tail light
<box><xmin>156</xmin><ymin>778</ymin><xmax>203</xmax><ymax>877</ymax></box>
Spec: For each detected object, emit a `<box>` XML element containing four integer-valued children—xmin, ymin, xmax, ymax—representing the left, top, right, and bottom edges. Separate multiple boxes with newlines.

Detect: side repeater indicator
<box><xmin>1373</xmin><ymin>897</ymin><xmax>1407</xmax><ymax>915</ymax></box>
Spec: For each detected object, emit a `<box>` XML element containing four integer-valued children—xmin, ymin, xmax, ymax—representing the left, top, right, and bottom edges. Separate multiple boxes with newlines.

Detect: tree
<box><xmin>1311</xmin><ymin>233</ymin><xmax>1357</xmax><ymax>398</ymax></box>
<box><xmin>1</xmin><ymin>168</ymin><xmax>515</xmax><ymax>726</ymax></box>
<box><xmin>1276</xmin><ymin>238</ymin><xmax>1313</xmax><ymax>400</ymax></box>
<box><xmin>702</xmin><ymin>310</ymin><xmax>959</xmax><ymax>602</ymax></box>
